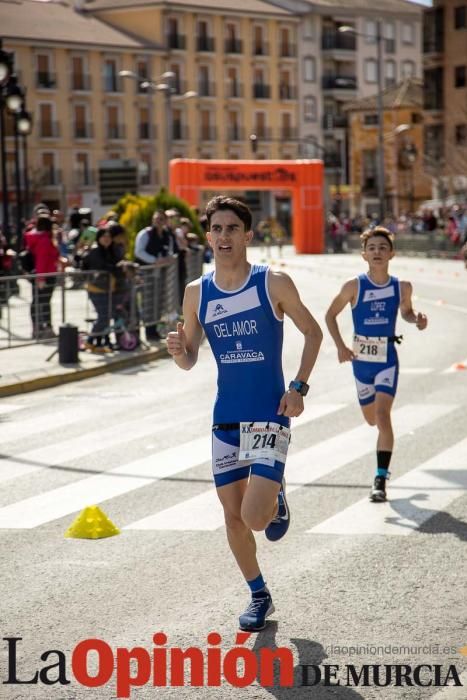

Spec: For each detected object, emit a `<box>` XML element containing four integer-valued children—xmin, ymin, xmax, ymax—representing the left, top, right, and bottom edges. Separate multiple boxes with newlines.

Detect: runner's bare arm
<box><xmin>399</xmin><ymin>281</ymin><xmax>428</xmax><ymax>330</ymax></box>
<box><xmin>325</xmin><ymin>279</ymin><xmax>358</xmax><ymax>362</ymax></box>
<box><xmin>269</xmin><ymin>271</ymin><xmax>323</xmax><ymax>417</ymax></box>
<box><xmin>166</xmin><ymin>280</ymin><xmax>204</xmax><ymax>369</ymax></box>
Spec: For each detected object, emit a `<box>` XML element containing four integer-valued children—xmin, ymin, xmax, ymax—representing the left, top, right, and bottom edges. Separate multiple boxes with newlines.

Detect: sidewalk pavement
<box><xmin>0</xmin><ymin>338</ymin><xmax>169</xmax><ymax>398</ymax></box>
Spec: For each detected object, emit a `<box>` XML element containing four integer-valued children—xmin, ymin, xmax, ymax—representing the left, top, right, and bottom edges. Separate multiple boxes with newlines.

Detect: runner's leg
<box><xmin>374</xmin><ymin>391</ymin><xmax>395</xmax><ymax>451</ymax></box>
<box><xmin>241</xmin><ymin>475</ymin><xmax>281</xmax><ymax>532</ymax></box>
<box><xmin>216</xmin><ymin>479</ymin><xmax>260</xmax><ymax>582</ymax></box>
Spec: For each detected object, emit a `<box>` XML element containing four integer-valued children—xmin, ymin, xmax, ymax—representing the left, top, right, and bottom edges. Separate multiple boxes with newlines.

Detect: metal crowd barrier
<box><xmin>0</xmin><ymin>249</ymin><xmax>205</xmax><ymax>351</ymax></box>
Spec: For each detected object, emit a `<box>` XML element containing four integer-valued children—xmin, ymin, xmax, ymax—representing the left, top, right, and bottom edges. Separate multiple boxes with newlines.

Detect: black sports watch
<box><xmin>289</xmin><ymin>380</ymin><xmax>309</xmax><ymax>397</ymax></box>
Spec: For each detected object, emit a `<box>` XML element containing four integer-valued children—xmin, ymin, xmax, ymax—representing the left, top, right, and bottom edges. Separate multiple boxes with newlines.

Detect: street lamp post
<box><xmin>119</xmin><ymin>70</ymin><xmax>196</xmax><ymax>189</ymax></box>
<box><xmin>0</xmin><ymin>43</ymin><xmax>31</xmax><ymax>248</ymax></box>
<box><xmin>0</xmin><ymin>42</ymin><xmax>12</xmax><ymax>242</ymax></box>
<box><xmin>14</xmin><ymin>104</ymin><xmax>32</xmax><ymax>251</ymax></box>
<box><xmin>339</xmin><ymin>22</ymin><xmax>386</xmax><ymax>221</ymax></box>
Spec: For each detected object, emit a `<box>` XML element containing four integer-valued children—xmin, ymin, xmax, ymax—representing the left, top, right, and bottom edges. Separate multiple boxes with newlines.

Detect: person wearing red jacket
<box><xmin>24</xmin><ymin>214</ymin><xmax>61</xmax><ymax>339</ymax></box>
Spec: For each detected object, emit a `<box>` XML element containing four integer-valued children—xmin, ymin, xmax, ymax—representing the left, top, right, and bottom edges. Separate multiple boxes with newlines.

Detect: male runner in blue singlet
<box><xmin>325</xmin><ymin>227</ymin><xmax>428</xmax><ymax>502</ymax></box>
<box><xmin>167</xmin><ymin>196</ymin><xmax>322</xmax><ymax>631</ymax></box>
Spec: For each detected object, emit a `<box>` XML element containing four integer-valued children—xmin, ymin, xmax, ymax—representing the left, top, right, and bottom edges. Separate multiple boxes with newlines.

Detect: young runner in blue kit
<box><xmin>167</xmin><ymin>196</ymin><xmax>322</xmax><ymax>631</ymax></box>
<box><xmin>325</xmin><ymin>226</ymin><xmax>428</xmax><ymax>502</ymax></box>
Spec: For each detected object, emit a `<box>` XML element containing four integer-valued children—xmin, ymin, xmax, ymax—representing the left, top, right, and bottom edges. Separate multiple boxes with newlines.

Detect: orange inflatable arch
<box><xmin>169</xmin><ymin>159</ymin><xmax>324</xmax><ymax>254</ymax></box>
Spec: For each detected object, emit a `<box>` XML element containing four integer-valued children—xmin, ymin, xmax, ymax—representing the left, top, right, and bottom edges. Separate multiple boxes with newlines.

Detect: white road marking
<box><xmin>0</xmin><ymin>405</ymin><xmax>347</xmax><ymax>528</ymax></box>
<box><xmin>126</xmin><ymin>404</ymin><xmax>454</xmax><ymax>531</ymax></box>
<box><xmin>0</xmin><ymin>407</ymin><xmax>211</xmax><ymax>484</ymax></box>
<box><xmin>0</xmin><ymin>437</ymin><xmax>212</xmax><ymax>529</ymax></box>
<box><xmin>309</xmin><ymin>438</ymin><xmax>467</xmax><ymax>536</ymax></box>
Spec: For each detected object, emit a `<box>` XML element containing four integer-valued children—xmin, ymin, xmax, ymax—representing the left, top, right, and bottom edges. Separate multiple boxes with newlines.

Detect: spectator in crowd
<box><xmin>107</xmin><ymin>221</ymin><xmax>128</xmax><ymax>259</ymax></box>
<box><xmin>423</xmin><ymin>208</ymin><xmax>438</xmax><ymax>232</ymax></box>
<box><xmin>134</xmin><ymin>210</ymin><xmax>178</xmax><ymax>340</ymax></box>
<box><xmin>80</xmin><ymin>228</ymin><xmax>123</xmax><ymax>352</ymax></box>
<box><xmin>24</xmin><ymin>213</ymin><xmax>64</xmax><ymax>339</ymax></box>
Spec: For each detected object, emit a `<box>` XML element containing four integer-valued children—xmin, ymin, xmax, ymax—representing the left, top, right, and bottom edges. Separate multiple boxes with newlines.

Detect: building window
<box><xmin>455</xmin><ymin>124</ymin><xmax>467</xmax><ymax>145</ymax></box>
<box><xmin>103</xmin><ymin>58</ymin><xmax>120</xmax><ymax>92</ymax></box>
<box><xmin>200</xmin><ymin>109</ymin><xmax>215</xmax><ymax>140</ymax></box>
<box><xmin>139</xmin><ymin>153</ymin><xmax>152</xmax><ymax>185</ymax></box>
<box><xmin>226</xmin><ymin>66</ymin><xmax>241</xmax><ymax>97</ymax></box>
<box><xmin>75</xmin><ymin>152</ymin><xmax>91</xmax><ymax>186</ymax></box>
<box><xmin>138</xmin><ymin>106</ymin><xmax>151</xmax><ymax>140</ymax></box>
<box><xmin>385</xmin><ymin>60</ymin><xmax>396</xmax><ymax>86</ymax></box>
<box><xmin>167</xmin><ymin>18</ymin><xmax>185</xmax><ymax>49</ymax></box>
<box><xmin>402</xmin><ymin>60</ymin><xmax>416</xmax><ymax>78</ymax></box>
<box><xmin>454</xmin><ymin>6</ymin><xmax>466</xmax><ymax>29</ymax></box>
<box><xmin>169</xmin><ymin>63</ymin><xmax>183</xmax><ymax>94</ymax></box>
<box><xmin>225</xmin><ymin>22</ymin><xmax>242</xmax><ymax>53</ymax></box>
<box><xmin>303</xmin><ymin>16</ymin><xmax>314</xmax><ymax>39</ymax></box>
<box><xmin>71</xmin><ymin>55</ymin><xmax>90</xmax><ymax>91</ymax></box>
<box><xmin>363</xmin><ymin>114</ymin><xmax>379</xmax><ymax>125</ymax></box>
<box><xmin>303</xmin><ymin>56</ymin><xmax>316</xmax><ymax>82</ymax></box>
<box><xmin>36</xmin><ymin>53</ymin><xmax>56</xmax><ymax>89</ymax></box>
<box><xmin>362</xmin><ymin>149</ymin><xmax>377</xmax><ymax>193</ymax></box>
<box><xmin>384</xmin><ymin>22</ymin><xmax>396</xmax><ymax>52</ymax></box>
<box><xmin>39</xmin><ymin>103</ymin><xmax>58</xmax><ymax>138</ymax></box>
<box><xmin>364</xmin><ymin>58</ymin><xmax>378</xmax><ymax>83</ymax></box>
<box><xmin>227</xmin><ymin>111</ymin><xmax>241</xmax><ymax>141</ymax></box>
<box><xmin>254</xmin><ymin>111</ymin><xmax>267</xmax><ymax>139</ymax></box>
<box><xmin>135</xmin><ymin>58</ymin><xmax>149</xmax><ymax>91</ymax></box>
<box><xmin>253</xmin><ymin>25</ymin><xmax>267</xmax><ymax>55</ymax></box>
<box><xmin>304</xmin><ymin>95</ymin><xmax>316</xmax><ymax>122</ymax></box>
<box><xmin>402</xmin><ymin>22</ymin><xmax>415</xmax><ymax>45</ymax></box>
<box><xmin>365</xmin><ymin>19</ymin><xmax>377</xmax><ymax>44</ymax></box>
<box><xmin>106</xmin><ymin>105</ymin><xmax>123</xmax><ymax>139</ymax></box>
<box><xmin>281</xmin><ymin>112</ymin><xmax>294</xmax><ymax>140</ymax></box>
<box><xmin>73</xmin><ymin>104</ymin><xmax>91</xmax><ymax>139</ymax></box>
<box><xmin>455</xmin><ymin>65</ymin><xmax>466</xmax><ymax>87</ymax></box>
<box><xmin>41</xmin><ymin>152</ymin><xmax>58</xmax><ymax>185</ymax></box>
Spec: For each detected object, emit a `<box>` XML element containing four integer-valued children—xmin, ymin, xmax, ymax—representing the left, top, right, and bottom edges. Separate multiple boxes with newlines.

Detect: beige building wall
<box><xmin>349</xmin><ymin>103</ymin><xmax>430</xmax><ymax>217</ymax></box>
<box><xmin>441</xmin><ymin>1</ymin><xmax>467</xmax><ymax>182</ymax></box>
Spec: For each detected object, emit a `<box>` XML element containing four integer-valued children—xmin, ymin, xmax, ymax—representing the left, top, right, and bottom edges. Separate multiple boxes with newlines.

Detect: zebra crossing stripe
<box><xmin>309</xmin><ymin>437</ymin><xmax>467</xmax><ymax>536</ymax></box>
<box><xmin>0</xmin><ymin>406</ymin><xmax>211</xmax><ymax>485</ymax></box>
<box><xmin>0</xmin><ymin>403</ymin><xmax>24</xmax><ymax>415</ymax></box>
<box><xmin>125</xmin><ymin>404</ymin><xmax>455</xmax><ymax>532</ymax></box>
<box><xmin>0</xmin><ymin>436</ymin><xmax>212</xmax><ymax>529</ymax></box>
<box><xmin>0</xmin><ymin>405</ymin><xmax>345</xmax><ymax>529</ymax></box>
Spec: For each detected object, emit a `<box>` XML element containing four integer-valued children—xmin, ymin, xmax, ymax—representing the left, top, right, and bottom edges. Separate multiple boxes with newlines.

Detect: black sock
<box><xmin>376</xmin><ymin>450</ymin><xmax>392</xmax><ymax>478</ymax></box>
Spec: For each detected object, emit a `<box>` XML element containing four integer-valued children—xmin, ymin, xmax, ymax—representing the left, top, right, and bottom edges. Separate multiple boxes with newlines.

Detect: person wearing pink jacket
<box><xmin>25</xmin><ymin>214</ymin><xmax>61</xmax><ymax>339</ymax></box>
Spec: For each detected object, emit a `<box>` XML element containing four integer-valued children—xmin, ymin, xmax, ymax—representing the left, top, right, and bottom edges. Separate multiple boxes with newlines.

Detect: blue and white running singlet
<box><xmin>199</xmin><ymin>265</ymin><xmax>289</xmax><ymax>486</ymax></box>
<box><xmin>199</xmin><ymin>264</ymin><xmax>289</xmax><ymax>427</ymax></box>
<box><xmin>351</xmin><ymin>273</ymin><xmax>401</xmax><ymax>405</ymax></box>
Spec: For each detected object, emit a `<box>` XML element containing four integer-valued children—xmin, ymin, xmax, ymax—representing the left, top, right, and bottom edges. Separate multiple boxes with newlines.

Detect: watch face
<box><xmin>290</xmin><ymin>381</ymin><xmax>309</xmax><ymax>396</ymax></box>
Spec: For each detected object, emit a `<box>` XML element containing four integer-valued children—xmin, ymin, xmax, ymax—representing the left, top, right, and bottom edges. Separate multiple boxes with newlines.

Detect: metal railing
<box><xmin>0</xmin><ymin>249</ymin><xmax>204</xmax><ymax>351</ymax></box>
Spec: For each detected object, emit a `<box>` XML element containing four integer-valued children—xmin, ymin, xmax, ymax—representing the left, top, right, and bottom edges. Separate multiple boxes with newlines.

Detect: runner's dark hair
<box><xmin>205</xmin><ymin>195</ymin><xmax>252</xmax><ymax>231</ymax></box>
<box><xmin>360</xmin><ymin>226</ymin><xmax>394</xmax><ymax>250</ymax></box>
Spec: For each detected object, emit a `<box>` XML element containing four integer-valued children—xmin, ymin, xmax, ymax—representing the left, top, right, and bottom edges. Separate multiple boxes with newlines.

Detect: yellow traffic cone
<box><xmin>65</xmin><ymin>505</ymin><xmax>120</xmax><ymax>540</ymax></box>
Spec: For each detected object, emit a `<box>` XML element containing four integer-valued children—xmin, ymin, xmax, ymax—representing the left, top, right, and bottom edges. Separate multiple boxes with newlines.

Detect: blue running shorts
<box><xmin>212</xmin><ymin>426</ymin><xmax>285</xmax><ymax>488</ymax></box>
<box><xmin>352</xmin><ymin>361</ymin><xmax>399</xmax><ymax>406</ymax></box>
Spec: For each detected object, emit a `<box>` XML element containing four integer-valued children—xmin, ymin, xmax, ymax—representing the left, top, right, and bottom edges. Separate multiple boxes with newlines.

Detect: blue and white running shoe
<box><xmin>265</xmin><ymin>478</ymin><xmax>290</xmax><ymax>541</ymax></box>
<box><xmin>239</xmin><ymin>590</ymin><xmax>275</xmax><ymax>632</ymax></box>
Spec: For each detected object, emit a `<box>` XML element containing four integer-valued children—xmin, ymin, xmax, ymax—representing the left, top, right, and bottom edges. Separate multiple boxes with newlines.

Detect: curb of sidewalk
<box><xmin>0</xmin><ymin>345</ymin><xmax>169</xmax><ymax>398</ymax></box>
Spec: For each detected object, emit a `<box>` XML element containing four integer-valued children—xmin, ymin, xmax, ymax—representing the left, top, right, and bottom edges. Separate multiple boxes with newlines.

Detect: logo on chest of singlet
<box><xmin>205</xmin><ymin>286</ymin><xmax>261</xmax><ymax>324</ymax></box>
<box><xmin>362</xmin><ymin>287</ymin><xmax>395</xmax><ymax>302</ymax></box>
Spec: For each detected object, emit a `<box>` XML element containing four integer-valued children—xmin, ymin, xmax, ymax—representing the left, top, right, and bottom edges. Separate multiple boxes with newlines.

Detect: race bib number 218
<box><xmin>239</xmin><ymin>422</ymin><xmax>290</xmax><ymax>463</ymax></box>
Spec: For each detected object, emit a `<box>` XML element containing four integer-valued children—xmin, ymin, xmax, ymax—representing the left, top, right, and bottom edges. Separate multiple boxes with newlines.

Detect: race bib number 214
<box><xmin>239</xmin><ymin>422</ymin><xmax>290</xmax><ymax>463</ymax></box>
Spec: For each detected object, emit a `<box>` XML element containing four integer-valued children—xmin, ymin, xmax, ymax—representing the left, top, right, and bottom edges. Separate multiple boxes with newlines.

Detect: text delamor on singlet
<box><xmin>213</xmin><ymin>320</ymin><xmax>259</xmax><ymax>338</ymax></box>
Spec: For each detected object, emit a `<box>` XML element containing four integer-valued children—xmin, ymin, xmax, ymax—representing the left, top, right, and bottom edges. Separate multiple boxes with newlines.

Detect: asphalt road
<box><xmin>1</xmin><ymin>248</ymin><xmax>466</xmax><ymax>699</ymax></box>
